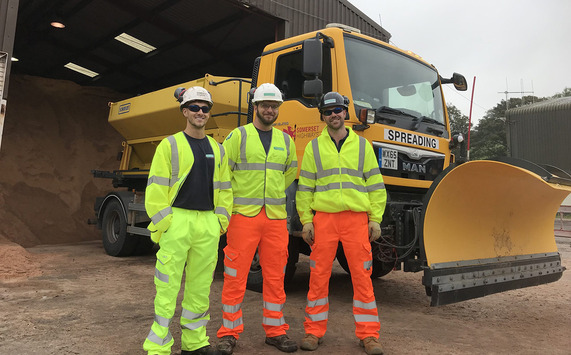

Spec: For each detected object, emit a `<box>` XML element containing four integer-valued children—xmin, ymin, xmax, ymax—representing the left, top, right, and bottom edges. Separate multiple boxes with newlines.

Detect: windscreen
<box><xmin>344</xmin><ymin>36</ymin><xmax>445</xmax><ymax>124</ymax></box>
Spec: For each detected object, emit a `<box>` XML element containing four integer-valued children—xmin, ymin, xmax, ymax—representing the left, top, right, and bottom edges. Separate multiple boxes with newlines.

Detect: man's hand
<box><xmin>368</xmin><ymin>221</ymin><xmax>381</xmax><ymax>242</ymax></box>
<box><xmin>302</xmin><ymin>223</ymin><xmax>315</xmax><ymax>245</ymax></box>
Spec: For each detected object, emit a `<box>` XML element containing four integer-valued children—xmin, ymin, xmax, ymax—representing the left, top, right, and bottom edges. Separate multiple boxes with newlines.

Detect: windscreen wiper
<box><xmin>377</xmin><ymin>106</ymin><xmax>418</xmax><ymax>120</ymax></box>
<box><xmin>410</xmin><ymin>116</ymin><xmax>445</xmax><ymax>136</ymax></box>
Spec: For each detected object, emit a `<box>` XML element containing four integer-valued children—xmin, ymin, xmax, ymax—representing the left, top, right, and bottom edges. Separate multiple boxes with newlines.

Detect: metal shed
<box><xmin>244</xmin><ymin>0</ymin><xmax>390</xmax><ymax>41</ymax></box>
<box><xmin>9</xmin><ymin>0</ymin><xmax>390</xmax><ymax>97</ymax></box>
<box><xmin>506</xmin><ymin>97</ymin><xmax>571</xmax><ymax>174</ymax></box>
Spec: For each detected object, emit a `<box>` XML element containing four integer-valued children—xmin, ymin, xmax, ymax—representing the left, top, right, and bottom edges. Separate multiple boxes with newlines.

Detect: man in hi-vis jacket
<box><xmin>216</xmin><ymin>83</ymin><xmax>298</xmax><ymax>354</ymax></box>
<box><xmin>296</xmin><ymin>92</ymin><xmax>387</xmax><ymax>355</ymax></box>
<box><xmin>143</xmin><ymin>86</ymin><xmax>232</xmax><ymax>355</ymax></box>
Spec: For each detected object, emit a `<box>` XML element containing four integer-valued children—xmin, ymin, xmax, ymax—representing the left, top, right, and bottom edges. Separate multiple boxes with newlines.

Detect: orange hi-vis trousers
<box><xmin>217</xmin><ymin>208</ymin><xmax>290</xmax><ymax>339</ymax></box>
<box><xmin>305</xmin><ymin>211</ymin><xmax>380</xmax><ymax>340</ymax></box>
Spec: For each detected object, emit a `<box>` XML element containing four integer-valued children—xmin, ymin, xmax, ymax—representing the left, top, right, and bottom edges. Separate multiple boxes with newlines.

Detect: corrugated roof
<box><xmin>243</xmin><ymin>0</ymin><xmax>391</xmax><ymax>41</ymax></box>
<box><xmin>506</xmin><ymin>96</ymin><xmax>571</xmax><ymax>175</ymax></box>
<box><xmin>506</xmin><ymin>96</ymin><xmax>571</xmax><ymax>116</ymax></box>
<box><xmin>11</xmin><ymin>0</ymin><xmax>391</xmax><ymax>96</ymax></box>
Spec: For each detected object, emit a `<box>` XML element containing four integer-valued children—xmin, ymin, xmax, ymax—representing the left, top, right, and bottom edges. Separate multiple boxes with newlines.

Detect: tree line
<box><xmin>447</xmin><ymin>87</ymin><xmax>571</xmax><ymax>161</ymax></box>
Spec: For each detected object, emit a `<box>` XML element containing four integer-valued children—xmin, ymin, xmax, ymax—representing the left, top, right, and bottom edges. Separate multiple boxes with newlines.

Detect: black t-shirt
<box><xmin>256</xmin><ymin>127</ymin><xmax>273</xmax><ymax>154</ymax></box>
<box><xmin>172</xmin><ymin>133</ymin><xmax>214</xmax><ymax>210</ymax></box>
<box><xmin>330</xmin><ymin>128</ymin><xmax>349</xmax><ymax>152</ymax></box>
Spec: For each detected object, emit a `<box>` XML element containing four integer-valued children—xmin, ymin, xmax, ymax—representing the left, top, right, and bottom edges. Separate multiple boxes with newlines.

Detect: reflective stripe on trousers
<box><xmin>143</xmin><ymin>208</ymin><xmax>220</xmax><ymax>354</ymax></box>
<box><xmin>304</xmin><ymin>210</ymin><xmax>380</xmax><ymax>339</ymax></box>
<box><xmin>217</xmin><ymin>209</ymin><xmax>290</xmax><ymax>339</ymax></box>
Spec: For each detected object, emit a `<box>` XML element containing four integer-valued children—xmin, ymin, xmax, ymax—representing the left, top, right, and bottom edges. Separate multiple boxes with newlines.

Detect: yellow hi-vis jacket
<box><xmin>296</xmin><ymin>126</ymin><xmax>387</xmax><ymax>225</ymax></box>
<box><xmin>145</xmin><ymin>132</ymin><xmax>233</xmax><ymax>243</ymax></box>
<box><xmin>223</xmin><ymin>123</ymin><xmax>297</xmax><ymax>219</ymax></box>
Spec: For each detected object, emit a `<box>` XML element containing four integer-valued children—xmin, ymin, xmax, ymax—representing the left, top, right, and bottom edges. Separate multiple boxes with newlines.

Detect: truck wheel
<box><xmin>101</xmin><ymin>199</ymin><xmax>137</xmax><ymax>257</ymax></box>
<box><xmin>246</xmin><ymin>251</ymin><xmax>263</xmax><ymax>293</ymax></box>
<box><xmin>218</xmin><ymin>235</ymin><xmax>265</xmax><ymax>293</ymax></box>
<box><xmin>336</xmin><ymin>243</ymin><xmax>393</xmax><ymax>279</ymax></box>
<box><xmin>245</xmin><ymin>239</ymin><xmax>299</xmax><ymax>293</ymax></box>
<box><xmin>216</xmin><ymin>234</ymin><xmax>227</xmax><ymax>272</ymax></box>
<box><xmin>284</xmin><ymin>235</ymin><xmax>301</xmax><ymax>285</ymax></box>
<box><xmin>132</xmin><ymin>234</ymin><xmax>155</xmax><ymax>255</ymax></box>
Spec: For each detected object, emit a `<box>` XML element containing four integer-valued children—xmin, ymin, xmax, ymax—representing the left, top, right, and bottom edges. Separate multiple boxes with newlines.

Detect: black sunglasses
<box><xmin>321</xmin><ymin>107</ymin><xmax>344</xmax><ymax>116</ymax></box>
<box><xmin>186</xmin><ymin>105</ymin><xmax>211</xmax><ymax>113</ymax></box>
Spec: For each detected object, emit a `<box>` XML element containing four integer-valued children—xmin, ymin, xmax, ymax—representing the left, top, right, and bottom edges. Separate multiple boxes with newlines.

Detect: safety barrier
<box><xmin>554</xmin><ymin>205</ymin><xmax>571</xmax><ymax>238</ymax></box>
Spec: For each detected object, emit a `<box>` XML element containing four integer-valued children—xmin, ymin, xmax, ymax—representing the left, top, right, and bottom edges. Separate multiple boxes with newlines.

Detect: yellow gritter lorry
<box><xmin>92</xmin><ymin>25</ymin><xmax>571</xmax><ymax>306</ymax></box>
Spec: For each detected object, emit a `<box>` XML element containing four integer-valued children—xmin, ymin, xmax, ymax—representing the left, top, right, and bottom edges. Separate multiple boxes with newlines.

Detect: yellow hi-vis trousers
<box><xmin>304</xmin><ymin>211</ymin><xmax>380</xmax><ymax>340</ymax></box>
<box><xmin>143</xmin><ymin>208</ymin><xmax>220</xmax><ymax>355</ymax></box>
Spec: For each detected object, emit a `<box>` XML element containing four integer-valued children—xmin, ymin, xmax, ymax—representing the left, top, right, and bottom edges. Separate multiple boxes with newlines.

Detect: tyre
<box><xmin>131</xmin><ymin>234</ymin><xmax>156</xmax><ymax>255</ymax></box>
<box><xmin>245</xmin><ymin>235</ymin><xmax>300</xmax><ymax>293</ymax></box>
<box><xmin>284</xmin><ymin>235</ymin><xmax>301</xmax><ymax>285</ymax></box>
<box><xmin>216</xmin><ymin>234</ymin><xmax>227</xmax><ymax>272</ymax></box>
<box><xmin>101</xmin><ymin>199</ymin><xmax>137</xmax><ymax>256</ymax></box>
<box><xmin>217</xmin><ymin>235</ymin><xmax>265</xmax><ymax>292</ymax></box>
<box><xmin>336</xmin><ymin>243</ymin><xmax>393</xmax><ymax>279</ymax></box>
<box><xmin>246</xmin><ymin>250</ymin><xmax>263</xmax><ymax>293</ymax></box>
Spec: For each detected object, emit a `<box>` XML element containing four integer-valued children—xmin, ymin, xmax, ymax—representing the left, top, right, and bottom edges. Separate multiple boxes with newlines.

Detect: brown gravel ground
<box><xmin>0</xmin><ymin>237</ymin><xmax>569</xmax><ymax>355</ymax></box>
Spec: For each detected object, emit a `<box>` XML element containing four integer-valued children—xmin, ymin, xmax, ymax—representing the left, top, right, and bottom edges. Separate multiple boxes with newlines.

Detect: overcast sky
<box><xmin>348</xmin><ymin>0</ymin><xmax>571</xmax><ymax>126</ymax></box>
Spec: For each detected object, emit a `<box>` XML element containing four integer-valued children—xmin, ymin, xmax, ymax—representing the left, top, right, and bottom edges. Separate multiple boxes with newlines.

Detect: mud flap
<box><xmin>421</xmin><ymin>158</ymin><xmax>571</xmax><ymax>306</ymax></box>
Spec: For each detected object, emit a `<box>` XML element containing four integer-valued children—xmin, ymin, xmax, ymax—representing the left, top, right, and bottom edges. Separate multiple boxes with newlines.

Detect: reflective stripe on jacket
<box><xmin>145</xmin><ymin>132</ymin><xmax>233</xmax><ymax>242</ymax></box>
<box><xmin>223</xmin><ymin>123</ymin><xmax>297</xmax><ymax>219</ymax></box>
<box><xmin>296</xmin><ymin>127</ymin><xmax>387</xmax><ymax>225</ymax></box>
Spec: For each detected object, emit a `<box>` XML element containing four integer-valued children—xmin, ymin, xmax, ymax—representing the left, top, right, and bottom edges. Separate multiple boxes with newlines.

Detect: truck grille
<box><xmin>373</xmin><ymin>142</ymin><xmax>445</xmax><ymax>181</ymax></box>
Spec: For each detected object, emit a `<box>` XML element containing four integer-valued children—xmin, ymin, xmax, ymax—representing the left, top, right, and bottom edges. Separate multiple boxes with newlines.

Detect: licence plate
<box><xmin>380</xmin><ymin>148</ymin><xmax>398</xmax><ymax>170</ymax></box>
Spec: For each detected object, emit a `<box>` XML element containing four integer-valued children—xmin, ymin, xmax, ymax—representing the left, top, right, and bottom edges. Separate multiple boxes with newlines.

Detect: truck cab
<box><xmin>254</xmin><ymin>25</ymin><xmax>467</xmax><ymax>276</ymax></box>
<box><xmin>257</xmin><ymin>25</ymin><xmax>466</xmax><ymax>189</ymax></box>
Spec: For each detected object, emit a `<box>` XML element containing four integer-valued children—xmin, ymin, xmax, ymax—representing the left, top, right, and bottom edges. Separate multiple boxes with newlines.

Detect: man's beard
<box><xmin>256</xmin><ymin>110</ymin><xmax>278</xmax><ymax>126</ymax></box>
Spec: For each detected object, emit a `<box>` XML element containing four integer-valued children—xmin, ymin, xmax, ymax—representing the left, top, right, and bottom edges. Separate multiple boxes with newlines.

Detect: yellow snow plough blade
<box><xmin>421</xmin><ymin>158</ymin><xmax>571</xmax><ymax>306</ymax></box>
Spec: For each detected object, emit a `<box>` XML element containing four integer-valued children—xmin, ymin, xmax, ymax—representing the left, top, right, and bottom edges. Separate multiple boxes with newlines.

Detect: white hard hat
<box><xmin>175</xmin><ymin>86</ymin><xmax>213</xmax><ymax>107</ymax></box>
<box><xmin>252</xmin><ymin>83</ymin><xmax>283</xmax><ymax>103</ymax></box>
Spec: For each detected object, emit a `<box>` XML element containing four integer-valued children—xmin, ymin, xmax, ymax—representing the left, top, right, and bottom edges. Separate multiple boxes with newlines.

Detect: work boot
<box><xmin>216</xmin><ymin>335</ymin><xmax>237</xmax><ymax>355</ymax></box>
<box><xmin>300</xmin><ymin>334</ymin><xmax>322</xmax><ymax>351</ymax></box>
<box><xmin>359</xmin><ymin>337</ymin><xmax>384</xmax><ymax>355</ymax></box>
<box><xmin>181</xmin><ymin>345</ymin><xmax>222</xmax><ymax>355</ymax></box>
<box><xmin>265</xmin><ymin>334</ymin><xmax>298</xmax><ymax>352</ymax></box>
